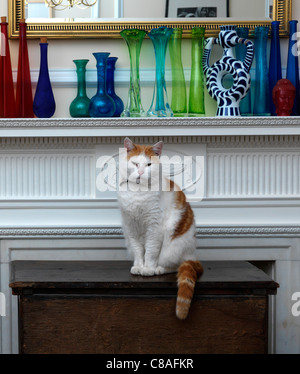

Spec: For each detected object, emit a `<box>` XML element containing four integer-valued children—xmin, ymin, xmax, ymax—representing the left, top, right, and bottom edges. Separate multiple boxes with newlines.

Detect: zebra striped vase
<box><xmin>202</xmin><ymin>25</ymin><xmax>254</xmax><ymax>117</ymax></box>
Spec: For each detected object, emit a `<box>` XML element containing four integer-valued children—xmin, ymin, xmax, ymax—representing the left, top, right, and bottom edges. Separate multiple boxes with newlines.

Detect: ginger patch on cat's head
<box><xmin>124</xmin><ymin>137</ymin><xmax>163</xmax><ymax>164</ymax></box>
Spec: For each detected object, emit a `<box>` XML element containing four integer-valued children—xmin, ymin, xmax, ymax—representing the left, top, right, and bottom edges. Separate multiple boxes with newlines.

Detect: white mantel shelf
<box><xmin>0</xmin><ymin>116</ymin><xmax>300</xmax><ymax>137</ymax></box>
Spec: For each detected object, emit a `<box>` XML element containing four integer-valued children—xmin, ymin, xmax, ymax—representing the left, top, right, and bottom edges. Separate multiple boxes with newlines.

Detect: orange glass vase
<box><xmin>16</xmin><ymin>19</ymin><xmax>34</xmax><ymax>118</ymax></box>
<box><xmin>0</xmin><ymin>17</ymin><xmax>16</xmax><ymax>118</ymax></box>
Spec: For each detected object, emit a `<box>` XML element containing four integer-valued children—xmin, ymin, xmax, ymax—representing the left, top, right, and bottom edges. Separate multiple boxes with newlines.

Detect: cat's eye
<box><xmin>147</xmin><ymin>163</ymin><xmax>151</xmax><ymax>167</ymax></box>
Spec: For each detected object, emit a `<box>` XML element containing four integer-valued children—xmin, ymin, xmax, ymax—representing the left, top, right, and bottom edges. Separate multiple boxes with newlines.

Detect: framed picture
<box><xmin>165</xmin><ymin>0</ymin><xmax>229</xmax><ymax>18</ymax></box>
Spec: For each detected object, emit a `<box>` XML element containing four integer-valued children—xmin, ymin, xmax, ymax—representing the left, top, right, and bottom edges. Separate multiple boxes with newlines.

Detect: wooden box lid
<box><xmin>9</xmin><ymin>260</ymin><xmax>279</xmax><ymax>296</ymax></box>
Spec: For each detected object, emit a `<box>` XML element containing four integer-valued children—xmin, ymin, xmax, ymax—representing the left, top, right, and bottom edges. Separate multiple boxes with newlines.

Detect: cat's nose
<box><xmin>138</xmin><ymin>169</ymin><xmax>144</xmax><ymax>175</ymax></box>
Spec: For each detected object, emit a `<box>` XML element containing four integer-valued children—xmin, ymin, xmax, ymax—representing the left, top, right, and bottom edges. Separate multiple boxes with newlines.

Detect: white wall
<box><xmin>1</xmin><ymin>0</ymin><xmax>300</xmax><ymax>117</ymax></box>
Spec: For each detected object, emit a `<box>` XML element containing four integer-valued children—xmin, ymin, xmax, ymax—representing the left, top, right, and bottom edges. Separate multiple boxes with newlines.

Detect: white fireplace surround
<box><xmin>1</xmin><ymin>116</ymin><xmax>300</xmax><ymax>354</ymax></box>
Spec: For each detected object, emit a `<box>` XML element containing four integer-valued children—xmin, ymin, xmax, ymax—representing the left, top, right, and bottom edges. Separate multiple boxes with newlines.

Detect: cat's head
<box><xmin>121</xmin><ymin>137</ymin><xmax>163</xmax><ymax>188</ymax></box>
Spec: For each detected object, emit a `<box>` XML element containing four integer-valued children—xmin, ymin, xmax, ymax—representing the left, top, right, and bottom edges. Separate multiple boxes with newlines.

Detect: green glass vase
<box><xmin>120</xmin><ymin>29</ymin><xmax>147</xmax><ymax>117</ymax></box>
<box><xmin>69</xmin><ymin>59</ymin><xmax>90</xmax><ymax>118</ymax></box>
<box><xmin>188</xmin><ymin>27</ymin><xmax>205</xmax><ymax>117</ymax></box>
<box><xmin>169</xmin><ymin>28</ymin><xmax>187</xmax><ymax>116</ymax></box>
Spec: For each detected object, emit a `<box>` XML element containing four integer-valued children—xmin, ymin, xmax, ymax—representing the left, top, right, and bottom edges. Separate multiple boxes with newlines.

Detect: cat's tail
<box><xmin>176</xmin><ymin>260</ymin><xmax>203</xmax><ymax>320</ymax></box>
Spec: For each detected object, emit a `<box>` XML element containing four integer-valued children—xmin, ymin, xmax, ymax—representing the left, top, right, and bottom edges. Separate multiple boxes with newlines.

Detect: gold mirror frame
<box><xmin>8</xmin><ymin>0</ymin><xmax>292</xmax><ymax>39</ymax></box>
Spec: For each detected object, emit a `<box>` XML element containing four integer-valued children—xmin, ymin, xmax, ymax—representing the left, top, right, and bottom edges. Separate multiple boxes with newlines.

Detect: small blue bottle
<box><xmin>106</xmin><ymin>57</ymin><xmax>124</xmax><ymax>117</ymax></box>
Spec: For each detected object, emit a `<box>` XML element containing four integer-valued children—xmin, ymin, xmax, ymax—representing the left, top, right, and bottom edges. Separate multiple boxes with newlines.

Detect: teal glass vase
<box><xmin>253</xmin><ymin>26</ymin><xmax>270</xmax><ymax>116</ymax></box>
<box><xmin>147</xmin><ymin>26</ymin><xmax>174</xmax><ymax>117</ymax></box>
<box><xmin>120</xmin><ymin>29</ymin><xmax>146</xmax><ymax>117</ymax></box>
<box><xmin>188</xmin><ymin>27</ymin><xmax>205</xmax><ymax>117</ymax></box>
<box><xmin>269</xmin><ymin>21</ymin><xmax>282</xmax><ymax>116</ymax></box>
<box><xmin>89</xmin><ymin>52</ymin><xmax>115</xmax><ymax>118</ymax></box>
<box><xmin>236</xmin><ymin>27</ymin><xmax>252</xmax><ymax>116</ymax></box>
<box><xmin>169</xmin><ymin>28</ymin><xmax>187</xmax><ymax>116</ymax></box>
<box><xmin>69</xmin><ymin>59</ymin><xmax>90</xmax><ymax>118</ymax></box>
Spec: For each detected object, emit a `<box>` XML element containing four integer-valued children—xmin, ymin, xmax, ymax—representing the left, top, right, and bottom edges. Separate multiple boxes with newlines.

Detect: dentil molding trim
<box><xmin>0</xmin><ymin>226</ymin><xmax>300</xmax><ymax>239</ymax></box>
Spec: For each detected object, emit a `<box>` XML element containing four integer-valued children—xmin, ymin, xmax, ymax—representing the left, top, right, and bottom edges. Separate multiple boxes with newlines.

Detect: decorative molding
<box><xmin>207</xmin><ymin>150</ymin><xmax>300</xmax><ymax>198</ymax></box>
<box><xmin>0</xmin><ymin>116</ymin><xmax>300</xmax><ymax>130</ymax></box>
<box><xmin>0</xmin><ymin>152</ymin><xmax>95</xmax><ymax>199</ymax></box>
<box><xmin>0</xmin><ymin>225</ymin><xmax>300</xmax><ymax>239</ymax></box>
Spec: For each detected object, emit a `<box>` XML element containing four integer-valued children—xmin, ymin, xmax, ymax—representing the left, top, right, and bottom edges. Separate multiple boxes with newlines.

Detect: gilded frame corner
<box><xmin>8</xmin><ymin>0</ymin><xmax>292</xmax><ymax>39</ymax></box>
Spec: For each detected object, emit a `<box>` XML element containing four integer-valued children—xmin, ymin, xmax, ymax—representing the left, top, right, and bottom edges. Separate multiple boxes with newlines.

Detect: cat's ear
<box><xmin>124</xmin><ymin>137</ymin><xmax>136</xmax><ymax>152</ymax></box>
<box><xmin>152</xmin><ymin>141</ymin><xmax>163</xmax><ymax>157</ymax></box>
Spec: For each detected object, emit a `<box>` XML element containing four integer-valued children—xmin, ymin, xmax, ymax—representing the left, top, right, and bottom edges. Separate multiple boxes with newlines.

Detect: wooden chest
<box><xmin>10</xmin><ymin>260</ymin><xmax>278</xmax><ymax>354</ymax></box>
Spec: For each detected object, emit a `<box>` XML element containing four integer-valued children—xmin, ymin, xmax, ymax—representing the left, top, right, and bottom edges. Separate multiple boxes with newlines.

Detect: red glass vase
<box><xmin>0</xmin><ymin>17</ymin><xmax>17</xmax><ymax>118</ymax></box>
<box><xmin>16</xmin><ymin>19</ymin><xmax>34</xmax><ymax>118</ymax></box>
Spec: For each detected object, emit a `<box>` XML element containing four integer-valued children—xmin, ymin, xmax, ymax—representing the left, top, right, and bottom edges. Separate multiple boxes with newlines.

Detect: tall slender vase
<box><xmin>69</xmin><ymin>59</ymin><xmax>90</xmax><ymax>118</ymax></box>
<box><xmin>89</xmin><ymin>52</ymin><xmax>115</xmax><ymax>118</ymax></box>
<box><xmin>169</xmin><ymin>28</ymin><xmax>187</xmax><ymax>116</ymax></box>
<box><xmin>236</xmin><ymin>27</ymin><xmax>252</xmax><ymax>116</ymax></box>
<box><xmin>147</xmin><ymin>26</ymin><xmax>173</xmax><ymax>117</ymax></box>
<box><xmin>0</xmin><ymin>17</ymin><xmax>16</xmax><ymax>118</ymax></box>
<box><xmin>253</xmin><ymin>26</ymin><xmax>270</xmax><ymax>116</ymax></box>
<box><xmin>188</xmin><ymin>27</ymin><xmax>205</xmax><ymax>117</ymax></box>
<box><xmin>120</xmin><ymin>29</ymin><xmax>146</xmax><ymax>117</ymax></box>
<box><xmin>269</xmin><ymin>21</ymin><xmax>282</xmax><ymax>116</ymax></box>
<box><xmin>16</xmin><ymin>19</ymin><xmax>34</xmax><ymax>118</ymax></box>
<box><xmin>286</xmin><ymin>20</ymin><xmax>300</xmax><ymax>115</ymax></box>
<box><xmin>106</xmin><ymin>57</ymin><xmax>124</xmax><ymax>117</ymax></box>
<box><xmin>33</xmin><ymin>38</ymin><xmax>56</xmax><ymax>118</ymax></box>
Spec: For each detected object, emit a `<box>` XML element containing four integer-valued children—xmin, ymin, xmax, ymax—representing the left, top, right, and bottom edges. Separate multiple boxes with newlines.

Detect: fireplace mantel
<box><xmin>0</xmin><ymin>116</ymin><xmax>300</xmax><ymax>137</ymax></box>
<box><xmin>1</xmin><ymin>116</ymin><xmax>300</xmax><ymax>354</ymax></box>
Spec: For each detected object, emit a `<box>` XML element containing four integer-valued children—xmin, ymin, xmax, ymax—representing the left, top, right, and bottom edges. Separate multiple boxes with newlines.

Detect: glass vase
<box><xmin>253</xmin><ymin>26</ymin><xmax>270</xmax><ymax>116</ymax></box>
<box><xmin>16</xmin><ymin>19</ymin><xmax>34</xmax><ymax>118</ymax></box>
<box><xmin>286</xmin><ymin>20</ymin><xmax>300</xmax><ymax>115</ymax></box>
<box><xmin>236</xmin><ymin>27</ymin><xmax>252</xmax><ymax>116</ymax></box>
<box><xmin>188</xmin><ymin>27</ymin><xmax>205</xmax><ymax>117</ymax></box>
<box><xmin>89</xmin><ymin>52</ymin><xmax>115</xmax><ymax>118</ymax></box>
<box><xmin>269</xmin><ymin>21</ymin><xmax>282</xmax><ymax>116</ymax></box>
<box><xmin>106</xmin><ymin>57</ymin><xmax>124</xmax><ymax>117</ymax></box>
<box><xmin>168</xmin><ymin>28</ymin><xmax>187</xmax><ymax>116</ymax></box>
<box><xmin>120</xmin><ymin>29</ymin><xmax>146</xmax><ymax>117</ymax></box>
<box><xmin>33</xmin><ymin>38</ymin><xmax>56</xmax><ymax>118</ymax></box>
<box><xmin>0</xmin><ymin>17</ymin><xmax>16</xmax><ymax>118</ymax></box>
<box><xmin>70</xmin><ymin>59</ymin><xmax>90</xmax><ymax>118</ymax></box>
<box><xmin>147</xmin><ymin>26</ymin><xmax>173</xmax><ymax>117</ymax></box>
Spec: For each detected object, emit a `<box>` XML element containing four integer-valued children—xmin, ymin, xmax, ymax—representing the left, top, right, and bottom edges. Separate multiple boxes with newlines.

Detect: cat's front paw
<box><xmin>141</xmin><ymin>267</ymin><xmax>155</xmax><ymax>276</ymax></box>
<box><xmin>131</xmin><ymin>265</ymin><xmax>143</xmax><ymax>275</ymax></box>
<box><xmin>155</xmin><ymin>266</ymin><xmax>166</xmax><ymax>275</ymax></box>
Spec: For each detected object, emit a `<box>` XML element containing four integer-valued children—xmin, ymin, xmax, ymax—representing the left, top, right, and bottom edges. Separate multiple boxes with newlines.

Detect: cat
<box><xmin>117</xmin><ymin>137</ymin><xmax>203</xmax><ymax>320</ymax></box>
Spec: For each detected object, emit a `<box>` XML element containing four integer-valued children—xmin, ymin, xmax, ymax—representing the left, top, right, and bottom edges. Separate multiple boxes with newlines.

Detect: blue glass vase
<box><xmin>147</xmin><ymin>26</ymin><xmax>174</xmax><ymax>117</ymax></box>
<box><xmin>269</xmin><ymin>21</ymin><xmax>282</xmax><ymax>116</ymax></box>
<box><xmin>106</xmin><ymin>57</ymin><xmax>124</xmax><ymax>117</ymax></box>
<box><xmin>235</xmin><ymin>27</ymin><xmax>252</xmax><ymax>116</ymax></box>
<box><xmin>286</xmin><ymin>20</ymin><xmax>300</xmax><ymax>115</ymax></box>
<box><xmin>253</xmin><ymin>26</ymin><xmax>270</xmax><ymax>116</ymax></box>
<box><xmin>33</xmin><ymin>39</ymin><xmax>56</xmax><ymax>118</ymax></box>
<box><xmin>89</xmin><ymin>52</ymin><xmax>115</xmax><ymax>118</ymax></box>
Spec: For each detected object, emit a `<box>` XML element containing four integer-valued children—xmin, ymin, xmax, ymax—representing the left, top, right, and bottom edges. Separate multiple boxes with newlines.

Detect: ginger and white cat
<box><xmin>117</xmin><ymin>138</ymin><xmax>203</xmax><ymax>319</ymax></box>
